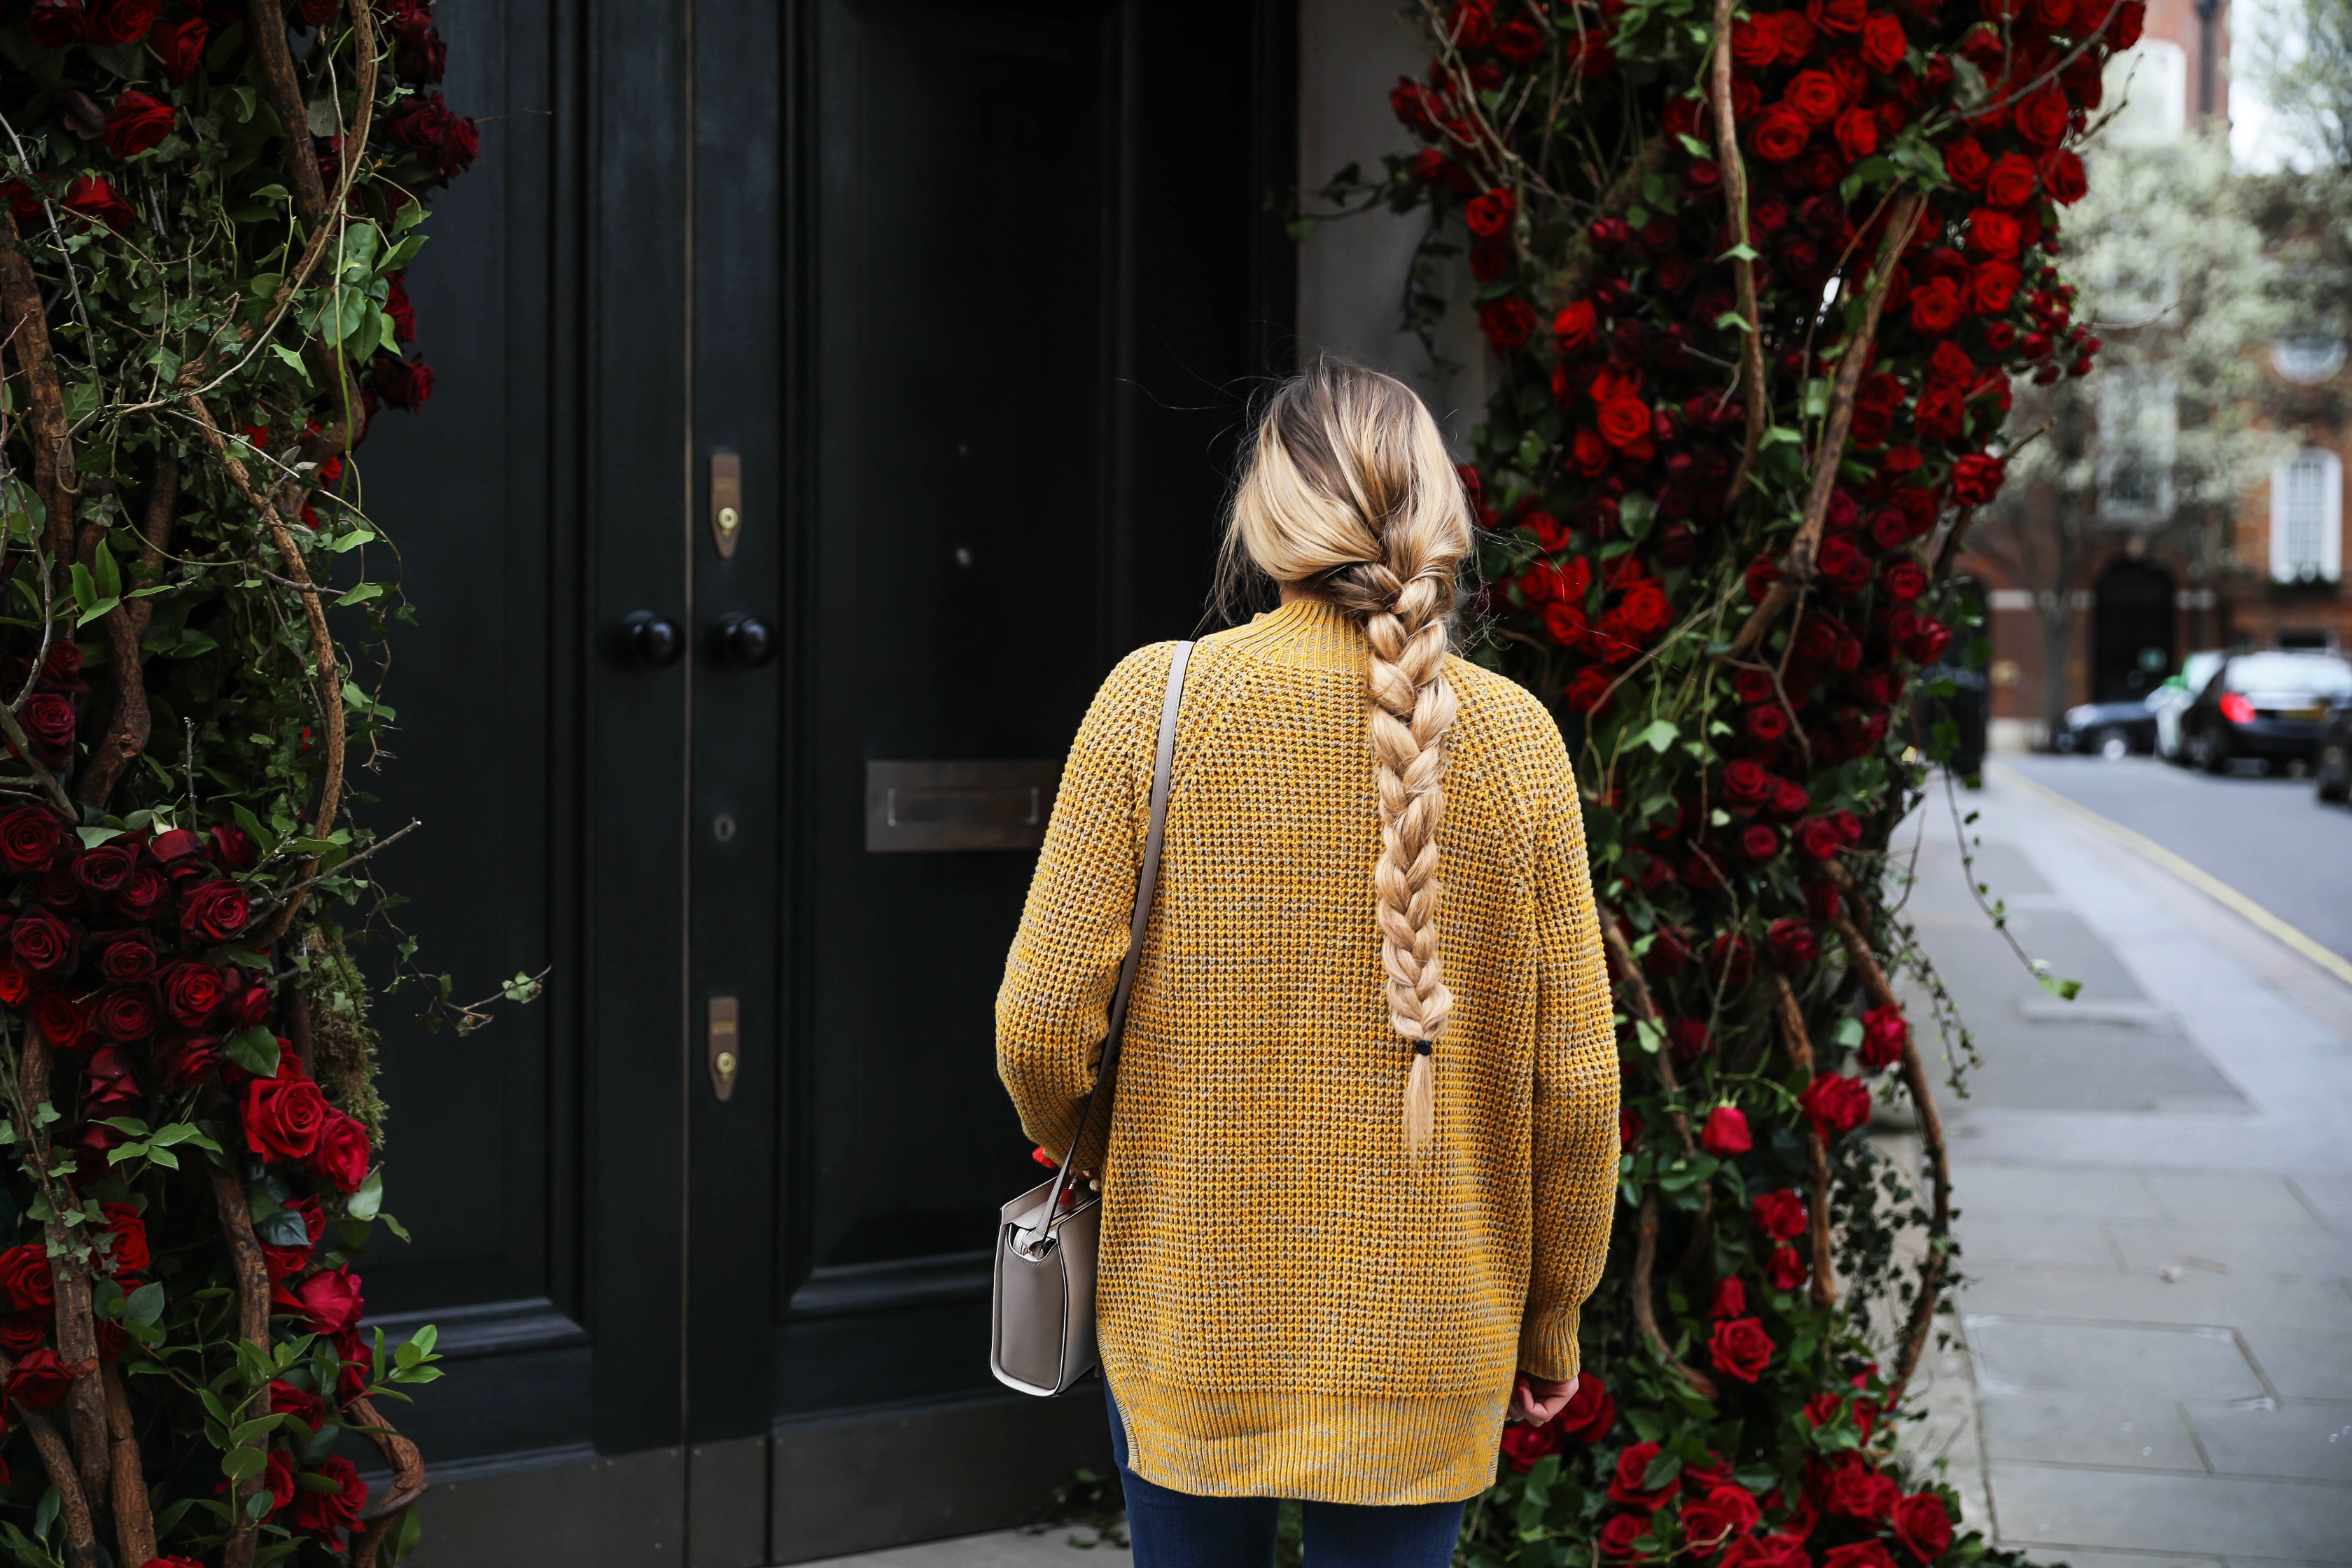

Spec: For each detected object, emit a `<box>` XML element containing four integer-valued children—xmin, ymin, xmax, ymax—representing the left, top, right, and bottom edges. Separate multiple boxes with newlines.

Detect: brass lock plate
<box><xmin>710</xmin><ymin>451</ymin><xmax>743</xmax><ymax>560</ymax></box>
<box><xmin>708</xmin><ymin>995</ymin><xmax>740</xmax><ymax>1102</ymax></box>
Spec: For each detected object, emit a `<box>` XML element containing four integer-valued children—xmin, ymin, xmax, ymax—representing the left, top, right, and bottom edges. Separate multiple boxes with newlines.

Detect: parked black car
<box><xmin>2180</xmin><ymin>651</ymin><xmax>2352</xmax><ymax>774</ymax></box>
<box><xmin>2052</xmin><ymin>699</ymin><xmax>2158</xmax><ymax>757</ymax></box>
<box><xmin>2318</xmin><ymin>700</ymin><xmax>2352</xmax><ymax>804</ymax></box>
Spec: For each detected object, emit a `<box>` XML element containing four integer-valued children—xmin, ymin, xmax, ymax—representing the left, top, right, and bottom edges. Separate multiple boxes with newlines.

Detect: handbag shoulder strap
<box><xmin>1038</xmin><ymin>639</ymin><xmax>1194</xmax><ymax>1218</ymax></box>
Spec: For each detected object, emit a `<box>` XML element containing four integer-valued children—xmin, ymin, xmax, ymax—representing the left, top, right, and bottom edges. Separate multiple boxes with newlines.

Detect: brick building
<box><xmin>1959</xmin><ymin>0</ymin><xmax>2352</xmax><ymax>750</ymax></box>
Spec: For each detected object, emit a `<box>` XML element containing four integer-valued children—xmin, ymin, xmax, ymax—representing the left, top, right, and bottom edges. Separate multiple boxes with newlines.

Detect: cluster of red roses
<box><xmin>0</xmin><ymin>800</ymin><xmax>383</xmax><ymax>1548</ymax></box>
<box><xmin>7</xmin><ymin>0</ymin><xmax>462</xmax><ymax>424</ymax></box>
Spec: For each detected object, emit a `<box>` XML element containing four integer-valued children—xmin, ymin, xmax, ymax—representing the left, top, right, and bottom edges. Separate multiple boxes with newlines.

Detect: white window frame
<box><xmin>2270</xmin><ymin>447</ymin><xmax>2344</xmax><ymax>584</ymax></box>
<box><xmin>2099</xmin><ymin>367</ymin><xmax>2178</xmax><ymax>524</ymax></box>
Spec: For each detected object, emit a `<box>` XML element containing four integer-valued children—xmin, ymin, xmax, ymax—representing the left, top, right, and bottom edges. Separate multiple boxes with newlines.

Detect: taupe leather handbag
<box><xmin>990</xmin><ymin>640</ymin><xmax>1193</xmax><ymax>1397</ymax></box>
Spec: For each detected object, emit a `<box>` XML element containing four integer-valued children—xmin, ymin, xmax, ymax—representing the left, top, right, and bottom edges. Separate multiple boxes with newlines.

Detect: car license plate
<box><xmin>2282</xmin><ymin>706</ymin><xmax>2324</xmax><ymax>722</ymax></box>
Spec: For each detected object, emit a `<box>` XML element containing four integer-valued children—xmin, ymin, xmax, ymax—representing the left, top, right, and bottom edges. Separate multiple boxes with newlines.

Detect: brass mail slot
<box><xmin>865</xmin><ymin>760</ymin><xmax>1060</xmax><ymax>853</ymax></box>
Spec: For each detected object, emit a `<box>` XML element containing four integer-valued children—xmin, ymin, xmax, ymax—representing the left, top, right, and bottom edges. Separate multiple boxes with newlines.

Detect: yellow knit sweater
<box><xmin>995</xmin><ymin>599</ymin><xmax>1619</xmax><ymax>1506</ymax></box>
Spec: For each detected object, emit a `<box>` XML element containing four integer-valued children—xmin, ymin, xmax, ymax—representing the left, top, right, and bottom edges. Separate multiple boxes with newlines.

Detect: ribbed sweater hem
<box><xmin>1106</xmin><ymin>1365</ymin><xmax>1508</xmax><ymax>1506</ymax></box>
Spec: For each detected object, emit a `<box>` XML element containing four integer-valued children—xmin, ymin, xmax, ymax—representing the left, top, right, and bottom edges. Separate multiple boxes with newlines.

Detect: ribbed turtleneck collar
<box><xmin>1219</xmin><ymin>597</ymin><xmax>1366</xmax><ymax>673</ymax></box>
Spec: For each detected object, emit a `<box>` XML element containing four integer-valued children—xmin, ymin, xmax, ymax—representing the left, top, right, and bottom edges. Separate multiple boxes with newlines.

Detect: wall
<box><xmin>1295</xmin><ymin>0</ymin><xmax>1485</xmax><ymax>432</ymax></box>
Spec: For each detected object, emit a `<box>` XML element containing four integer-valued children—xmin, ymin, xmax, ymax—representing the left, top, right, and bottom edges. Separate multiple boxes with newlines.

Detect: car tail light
<box><xmin>2220</xmin><ymin>693</ymin><xmax>2256</xmax><ymax>725</ymax></box>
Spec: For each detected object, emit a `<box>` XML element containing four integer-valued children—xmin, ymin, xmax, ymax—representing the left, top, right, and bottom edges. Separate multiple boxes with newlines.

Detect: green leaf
<box><xmin>332</xmin><ymin>581</ymin><xmax>385</xmax><ymax>608</ymax></box>
<box><xmin>1717</xmin><ymin>241</ymin><xmax>1760</xmax><ymax>263</ymax></box>
<box><xmin>222</xmin><ymin>1026</ymin><xmax>281</xmax><ymax>1078</ymax></box>
<box><xmin>126</xmin><ymin>1281</ymin><xmax>165</xmax><ymax>1327</ymax></box>
<box><xmin>328</xmin><ymin>524</ymin><xmax>378</xmax><ymax>553</ymax></box>
<box><xmin>346</xmin><ymin>1168</ymin><xmax>384</xmax><ymax>1222</ymax></box>
<box><xmin>1676</xmin><ymin>132</ymin><xmax>1712</xmax><ymax>159</ymax></box>
<box><xmin>94</xmin><ymin>1116</ymin><xmax>150</xmax><ymax>1137</ymax></box>
<box><xmin>2037</xmin><ymin>972</ymin><xmax>2083</xmax><ymax>1001</ymax></box>
<box><xmin>1634</xmin><ymin>719</ymin><xmax>1679</xmax><ymax>752</ymax></box>
<box><xmin>230</xmin><ymin>1415</ymin><xmax>282</xmax><ymax>1446</ymax></box>
<box><xmin>269</xmin><ymin>344</ymin><xmax>313</xmax><ymax>384</ymax></box>
<box><xmin>220</xmin><ymin>1446</ymin><xmax>268</xmax><ymax>1480</ymax></box>
<box><xmin>231</xmin><ymin>802</ymin><xmax>279</xmax><ymax>855</ymax></box>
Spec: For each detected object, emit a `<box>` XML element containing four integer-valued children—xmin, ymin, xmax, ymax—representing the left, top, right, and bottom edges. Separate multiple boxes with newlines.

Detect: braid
<box><xmin>1220</xmin><ymin>358</ymin><xmax>1475</xmax><ymax>1160</ymax></box>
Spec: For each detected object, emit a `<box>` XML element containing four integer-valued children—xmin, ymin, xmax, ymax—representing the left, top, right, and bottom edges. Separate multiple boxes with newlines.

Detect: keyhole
<box><xmin>713</xmin><ymin>813</ymin><xmax>738</xmax><ymax>843</ymax></box>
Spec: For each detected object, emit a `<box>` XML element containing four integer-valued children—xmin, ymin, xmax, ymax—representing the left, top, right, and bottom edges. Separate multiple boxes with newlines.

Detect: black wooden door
<box><xmin>351</xmin><ymin>2</ymin><xmax>1290</xmax><ymax>1563</ymax></box>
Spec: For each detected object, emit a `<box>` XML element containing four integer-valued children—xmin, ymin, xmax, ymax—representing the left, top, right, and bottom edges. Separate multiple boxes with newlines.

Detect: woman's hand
<box><xmin>1508</xmin><ymin>1372</ymin><xmax>1575</xmax><ymax>1426</ymax></box>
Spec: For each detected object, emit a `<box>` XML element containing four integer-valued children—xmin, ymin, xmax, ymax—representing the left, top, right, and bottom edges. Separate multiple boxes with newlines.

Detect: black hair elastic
<box><xmin>1413</xmin><ymin>1041</ymin><xmax>1432</xmax><ymax>1056</ymax></box>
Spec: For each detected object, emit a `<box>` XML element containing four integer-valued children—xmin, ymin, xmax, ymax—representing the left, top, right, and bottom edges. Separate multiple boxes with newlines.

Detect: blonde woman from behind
<box><xmin>997</xmin><ymin>360</ymin><xmax>1618</xmax><ymax>1567</ymax></box>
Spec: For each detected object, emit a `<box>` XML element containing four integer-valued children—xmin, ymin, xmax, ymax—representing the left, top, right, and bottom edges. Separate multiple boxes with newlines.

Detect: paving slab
<box><xmin>2104</xmin><ymin>1223</ymin><xmax>2352</xmax><ymax>1282</ymax></box>
<box><xmin>1949</xmin><ymin>1163</ymin><xmax>2167</xmax><ymax>1222</ymax></box>
<box><xmin>2142</xmin><ymin>1172</ymin><xmax>2334</xmax><ymax>1233</ymax></box>
<box><xmin>806</xmin><ymin>1530</ymin><xmax>1128</xmax><ymax>1567</ymax></box>
<box><xmin>2290</xmin><ymin>1174</ymin><xmax>2352</xmax><ymax>1231</ymax></box>
<box><xmin>1987</xmin><ymin>1463</ymin><xmax>2352</xmax><ymax>1560</ymax></box>
<box><xmin>1966</xmin><ymin>1316</ymin><xmax>2268</xmax><ymax>1401</ymax></box>
<box><xmin>1975</xmin><ymin>1389</ymin><xmax>2206</xmax><ymax>1470</ymax></box>
<box><xmin>1954</xmin><ymin>1266</ymin><xmax>2352</xmax><ymax>1335</ymax></box>
<box><xmin>2239</xmin><ymin>1328</ymin><xmax>2352</xmax><ymax>1401</ymax></box>
<box><xmin>2186</xmin><ymin>1400</ymin><xmax>2352</xmax><ymax>1483</ymax></box>
<box><xmin>2005</xmin><ymin>1553</ymin><xmax>2225</xmax><ymax>1568</ymax></box>
<box><xmin>1958</xmin><ymin>1217</ymin><xmax>2127</xmax><ymax>1270</ymax></box>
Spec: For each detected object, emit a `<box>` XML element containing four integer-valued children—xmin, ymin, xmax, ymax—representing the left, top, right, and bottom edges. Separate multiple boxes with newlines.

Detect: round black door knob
<box><xmin>713</xmin><ymin>614</ymin><xmax>775</xmax><ymax>668</ymax></box>
<box><xmin>621</xmin><ymin>612</ymin><xmax>685</xmax><ymax>668</ymax></box>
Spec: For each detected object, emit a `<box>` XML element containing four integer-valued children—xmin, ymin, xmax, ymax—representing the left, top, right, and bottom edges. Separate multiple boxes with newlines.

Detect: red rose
<box><xmin>1951</xmin><ymin>451</ymin><xmax>2006</xmax><ymax>505</ymax></box>
<box><xmin>1816</xmin><ymin>533</ymin><xmax>1870</xmax><ymax>594</ymax></box>
<box><xmin>288</xmin><ymin>1264</ymin><xmax>365</xmax><ymax>1336</ymax></box>
<box><xmin>1812</xmin><ymin>0</ymin><xmax>1868</xmax><ymax>31</ymax></box>
<box><xmin>147</xmin><ymin>827</ymin><xmax>201</xmax><ymax>868</ymax></box>
<box><xmin>1969</xmin><ymin>260</ymin><xmax>2024</xmax><ymax>314</ymax></box>
<box><xmin>1464</xmin><ymin>187</ymin><xmax>1516</xmax><ymax>238</ymax></box>
<box><xmin>1740</xmin><ymin>823</ymin><xmax>1782</xmax><ymax>862</ymax></box>
<box><xmin>1553</xmin><ymin>299</ymin><xmax>1600</xmax><ymax>354</ymax></box>
<box><xmin>208</xmin><ymin>823</ymin><xmax>260</xmax><ymax>872</ymax></box>
<box><xmin>1802</xmin><ymin>1071</ymin><xmax>1872</xmax><ymax>1139</ymax></box>
<box><xmin>1562</xmin><ymin>666</ymin><xmax>1615</xmax><ymax>715</ymax></box>
<box><xmin>1751</xmin><ymin>106</ymin><xmax>1812</xmax><ymax>162</ymax></box>
<box><xmin>19</xmin><ymin>693</ymin><xmax>75</xmax><ymax>762</ymax></box>
<box><xmin>26</xmin><ymin>0</ymin><xmax>87</xmax><ymax>48</ymax></box>
<box><xmin>1767</xmin><ymin>918</ymin><xmax>1819</xmax><ymax>969</ymax></box>
<box><xmin>61</xmin><ymin>176</ymin><xmax>135</xmax><ymax>234</ymax></box>
<box><xmin>1683</xmin><ymin>1485</ymin><xmax>1763</xmax><ymax>1553</ymax></box>
<box><xmin>0</xmin><ymin>1243</ymin><xmax>54</xmax><ymax>1310</ymax></box>
<box><xmin>1620</xmin><ymin>1107</ymin><xmax>1643</xmax><ymax>1149</ymax></box>
<box><xmin>1754</xmin><ymin>1188</ymin><xmax>1809</xmax><ymax>1240</ymax></box>
<box><xmin>1765</xmin><ymin>1244</ymin><xmax>1807</xmax><ymax>1289</ymax></box>
<box><xmin>156</xmin><ymin>960</ymin><xmax>228</xmax><ymax>1026</ymax></box>
<box><xmin>1700</xmin><ymin>1105</ymin><xmax>1752</xmax><ymax>1154</ymax></box>
<box><xmin>1746</xmin><ymin>704</ymin><xmax>1790</xmax><ymax>743</ymax></box>
<box><xmin>1891</xmin><ymin>1492</ymin><xmax>1956</xmax><ymax>1560</ymax></box>
<box><xmin>148</xmin><ymin>17</ymin><xmax>206</xmax><ymax>82</ymax></box>
<box><xmin>2040</xmin><ymin>148</ymin><xmax>2087</xmax><ymax>204</ymax></box>
<box><xmin>372</xmin><ymin>352</ymin><xmax>438</xmax><ymax>411</ymax></box>
<box><xmin>102</xmin><ymin>90</ymin><xmax>174</xmax><ymax>158</ymax></box>
<box><xmin>1723</xmin><ymin>758</ymin><xmax>1772</xmax><ymax>806</ymax></box>
<box><xmin>397</xmin><ymin>25</ymin><xmax>449</xmax><ymax>82</ymax></box>
<box><xmin>1733</xmin><ymin>15</ymin><xmax>1781</xmax><ymax>66</ymax></box>
<box><xmin>1478</xmin><ymin>296</ymin><xmax>1539</xmax><ymax>349</ymax></box>
<box><xmin>1825</xmin><ymin>1453</ymin><xmax>1903</xmax><ymax>1521</ymax></box>
<box><xmin>263</xmin><ymin>1244</ymin><xmax>312</xmax><ymax>1282</ymax></box>
<box><xmin>1942</xmin><ymin>134</ymin><xmax>1990</xmax><ymax>188</ymax></box>
<box><xmin>29</xmin><ymin>991</ymin><xmax>85</xmax><ymax>1052</ymax></box>
<box><xmin>0</xmin><ymin>807</ymin><xmax>64</xmax><ymax>874</ymax></box>
<box><xmin>178</xmin><ymin>878</ymin><xmax>251</xmax><ymax>943</ymax></box>
<box><xmin>1557</xmin><ymin>1371</ymin><xmax>1616</xmax><ymax>1441</ymax></box>
<box><xmin>1708</xmin><ymin>1315</ymin><xmax>1775</xmax><ymax>1382</ymax></box>
<box><xmin>1983</xmin><ymin>150</ymin><xmax>2038</xmax><ymax>209</ymax></box>
<box><xmin>1773</xmin><ymin>777</ymin><xmax>1811</xmax><ymax>818</ymax></box>
<box><xmin>99</xmin><ymin>930</ymin><xmax>156</xmax><ymax>982</ymax></box>
<box><xmin>71</xmin><ymin>845</ymin><xmax>132</xmax><ymax>897</ymax></box>
<box><xmin>8</xmin><ymin>911</ymin><xmax>75</xmax><ymax>974</ymax></box>
<box><xmin>1823</xmin><ymin>1545</ymin><xmax>1900</xmax><ymax>1568</ymax></box>
<box><xmin>1608</xmin><ymin>1442</ymin><xmax>1679</xmax><ymax>1509</ymax></box>
<box><xmin>1907</xmin><ymin>276</ymin><xmax>1962</xmax><ymax>335</ymax></box>
<box><xmin>2112</xmin><ymin>0</ymin><xmax>2146</xmax><ymax>45</ymax></box>
<box><xmin>1968</xmin><ymin>207</ymin><xmax>2022</xmax><ymax>260</ymax></box>
<box><xmin>6</xmin><ymin>1347</ymin><xmax>69</xmax><ymax>1408</ymax></box>
<box><xmin>85</xmin><ymin>0</ymin><xmax>155</xmax><ymax>44</ymax></box>
<box><xmin>114</xmin><ymin>867</ymin><xmax>167</xmax><ymax>921</ymax></box>
<box><xmin>2015</xmin><ymin>84</ymin><xmax>2071</xmax><ymax>147</ymax></box>
<box><xmin>1860</xmin><ymin>13</ymin><xmax>1907</xmax><ymax>71</ymax></box>
<box><xmin>388</xmin><ymin>94</ymin><xmax>481</xmax><ymax>182</ymax></box>
<box><xmin>1670</xmin><ymin>1018</ymin><xmax>1714</xmax><ymax>1061</ymax></box>
<box><xmin>230</xmin><ymin>985</ymin><xmax>274</xmax><ymax>1028</ymax></box>
<box><xmin>1786</xmin><ymin>71</ymin><xmax>1844</xmax><ymax>128</ymax></box>
<box><xmin>260</xmin><ymin>1448</ymin><xmax>297</xmax><ymax>1518</ymax></box>
<box><xmin>246</xmin><ymin>1070</ymin><xmax>328</xmax><ymax>1161</ymax></box>
<box><xmin>1499</xmin><ymin>1419</ymin><xmax>1562</xmax><ymax>1473</ymax></box>
<box><xmin>270</xmin><ymin>1379</ymin><xmax>326</xmax><ymax>1429</ymax></box>
<box><xmin>1834</xmin><ymin>106</ymin><xmax>1879</xmax><ymax>163</ymax></box>
<box><xmin>101</xmin><ymin>1202</ymin><xmax>148</xmax><ymax>1273</ymax></box>
<box><xmin>307</xmin><ymin>1110</ymin><xmax>372</xmax><ymax>1193</ymax></box>
<box><xmin>1709</xmin><ymin>931</ymin><xmax>1755</xmax><ymax>986</ymax></box>
<box><xmin>1596</xmin><ymin>1514</ymin><xmax>1652</xmax><ymax>1560</ymax></box>
<box><xmin>0</xmin><ymin>1310</ymin><xmax>43</xmax><ymax>1354</ymax></box>
<box><xmin>1710</xmin><ymin>1277</ymin><xmax>1747</xmax><ymax>1318</ymax></box>
<box><xmin>1860</xmin><ymin>1003</ymin><xmax>1910</xmax><ymax>1069</ymax></box>
<box><xmin>1597</xmin><ymin>395</ymin><xmax>1653</xmax><ymax>450</ymax></box>
<box><xmin>155</xmin><ymin>1031</ymin><xmax>220</xmax><ymax>1091</ymax></box>
<box><xmin>290</xmin><ymin>1453</ymin><xmax>370</xmax><ymax>1546</ymax></box>
<box><xmin>1616</xmin><ymin>580</ymin><xmax>1673</xmax><ymax>638</ymax></box>
<box><xmin>1882</xmin><ymin>559</ymin><xmax>1928</xmax><ymax>602</ymax></box>
<box><xmin>92</xmin><ymin>987</ymin><xmax>156</xmax><ymax>1043</ymax></box>
<box><xmin>1773</xmin><ymin>8</ymin><xmax>1819</xmax><ymax>59</ymax></box>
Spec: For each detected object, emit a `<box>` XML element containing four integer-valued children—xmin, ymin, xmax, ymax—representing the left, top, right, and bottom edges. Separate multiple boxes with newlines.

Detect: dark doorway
<box><xmin>2092</xmin><ymin>559</ymin><xmax>2176</xmax><ymax>701</ymax></box>
<box><xmin>351</xmin><ymin>2</ymin><xmax>1294</xmax><ymax>1564</ymax></box>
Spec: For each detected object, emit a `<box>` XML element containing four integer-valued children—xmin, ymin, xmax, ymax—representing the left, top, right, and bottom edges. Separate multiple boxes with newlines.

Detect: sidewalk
<box><xmin>813</xmin><ymin>764</ymin><xmax>2352</xmax><ymax>1568</ymax></box>
<box><xmin>1896</xmin><ymin>762</ymin><xmax>2352</xmax><ymax>1567</ymax></box>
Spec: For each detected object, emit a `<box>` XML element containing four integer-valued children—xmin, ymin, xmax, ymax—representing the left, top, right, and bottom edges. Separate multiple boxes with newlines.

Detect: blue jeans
<box><xmin>1105</xmin><ymin>1380</ymin><xmax>1468</xmax><ymax>1568</ymax></box>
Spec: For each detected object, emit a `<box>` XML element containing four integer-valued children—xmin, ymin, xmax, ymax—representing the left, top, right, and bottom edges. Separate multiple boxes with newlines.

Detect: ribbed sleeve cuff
<box><xmin>1516</xmin><ymin>1306</ymin><xmax>1583</xmax><ymax>1383</ymax></box>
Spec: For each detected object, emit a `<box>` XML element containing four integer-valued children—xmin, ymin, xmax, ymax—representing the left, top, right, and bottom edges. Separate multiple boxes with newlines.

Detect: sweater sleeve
<box><xmin>1516</xmin><ymin>728</ymin><xmax>1622</xmax><ymax>1382</ymax></box>
<box><xmin>995</xmin><ymin>643</ymin><xmax>1173</xmax><ymax>1170</ymax></box>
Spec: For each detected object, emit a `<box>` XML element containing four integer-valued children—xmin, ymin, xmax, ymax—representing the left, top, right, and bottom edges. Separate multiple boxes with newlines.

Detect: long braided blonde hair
<box><xmin>1220</xmin><ymin>360</ymin><xmax>1475</xmax><ymax>1157</ymax></box>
